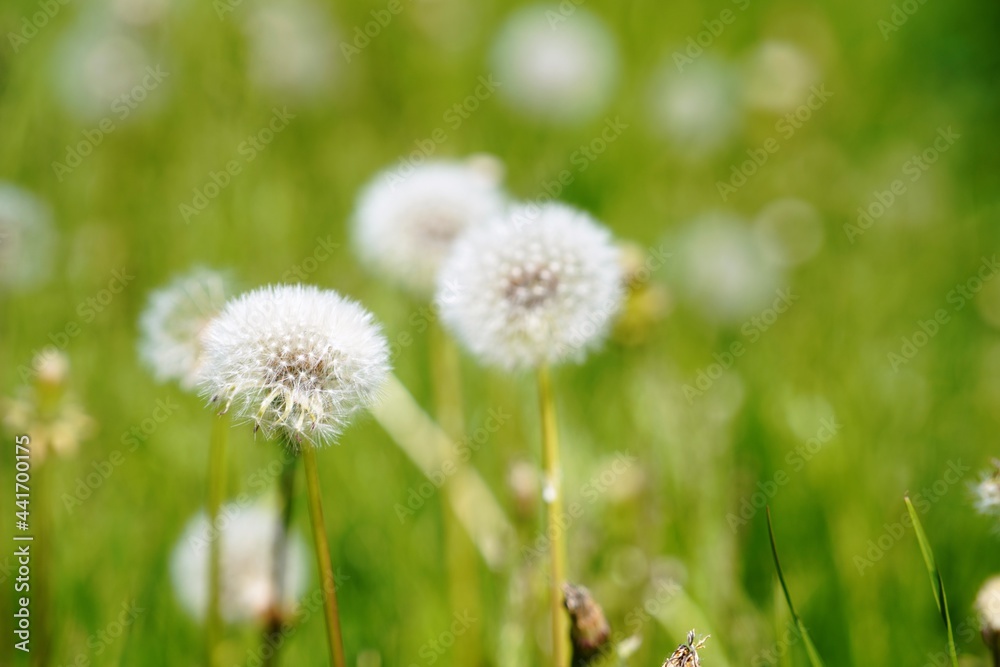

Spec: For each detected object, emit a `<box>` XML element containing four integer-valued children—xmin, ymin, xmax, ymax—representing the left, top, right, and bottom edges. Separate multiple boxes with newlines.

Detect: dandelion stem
<box><xmin>302</xmin><ymin>443</ymin><xmax>347</xmax><ymax>667</ymax></box>
<box><xmin>262</xmin><ymin>452</ymin><xmax>298</xmax><ymax>667</ymax></box>
<box><xmin>207</xmin><ymin>410</ymin><xmax>230</xmax><ymax>667</ymax></box>
<box><xmin>430</xmin><ymin>322</ymin><xmax>482</xmax><ymax>667</ymax></box>
<box><xmin>538</xmin><ymin>365</ymin><xmax>569</xmax><ymax>667</ymax></box>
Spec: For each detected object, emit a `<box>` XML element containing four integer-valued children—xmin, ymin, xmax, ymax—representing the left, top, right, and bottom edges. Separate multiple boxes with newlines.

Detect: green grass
<box><xmin>2</xmin><ymin>0</ymin><xmax>1000</xmax><ymax>665</ymax></box>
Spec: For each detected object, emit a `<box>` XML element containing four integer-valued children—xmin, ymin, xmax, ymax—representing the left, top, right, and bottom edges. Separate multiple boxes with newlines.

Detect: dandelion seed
<box><xmin>197</xmin><ymin>284</ymin><xmax>390</xmax><ymax>446</ymax></box>
<box><xmin>436</xmin><ymin>202</ymin><xmax>624</xmax><ymax>370</ymax></box>
<box><xmin>170</xmin><ymin>503</ymin><xmax>308</xmax><ymax>624</ymax></box>
<box><xmin>491</xmin><ymin>5</ymin><xmax>619</xmax><ymax>124</ymax></box>
<box><xmin>352</xmin><ymin>158</ymin><xmax>507</xmax><ymax>297</ymax></box>
<box><xmin>138</xmin><ymin>267</ymin><xmax>231</xmax><ymax>390</ymax></box>
<box><xmin>0</xmin><ymin>183</ymin><xmax>55</xmax><ymax>291</ymax></box>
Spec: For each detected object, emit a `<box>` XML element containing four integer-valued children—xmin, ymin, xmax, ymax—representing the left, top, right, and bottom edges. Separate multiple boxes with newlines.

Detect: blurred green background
<box><xmin>1</xmin><ymin>0</ymin><xmax>1000</xmax><ymax>665</ymax></box>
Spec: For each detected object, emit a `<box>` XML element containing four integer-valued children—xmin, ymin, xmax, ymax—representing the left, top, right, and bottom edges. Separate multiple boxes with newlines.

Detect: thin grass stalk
<box><xmin>904</xmin><ymin>495</ymin><xmax>959</xmax><ymax>667</ymax></box>
<box><xmin>302</xmin><ymin>443</ymin><xmax>347</xmax><ymax>667</ymax></box>
<box><xmin>765</xmin><ymin>507</ymin><xmax>825</xmax><ymax>667</ymax></box>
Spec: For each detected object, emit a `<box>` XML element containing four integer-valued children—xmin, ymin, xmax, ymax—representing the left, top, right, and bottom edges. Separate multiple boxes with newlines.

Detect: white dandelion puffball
<box><xmin>352</xmin><ymin>159</ymin><xmax>507</xmax><ymax>297</ymax></box>
<box><xmin>672</xmin><ymin>213</ymin><xmax>783</xmax><ymax>324</ymax></box>
<box><xmin>436</xmin><ymin>203</ymin><xmax>624</xmax><ymax>370</ymax></box>
<box><xmin>170</xmin><ymin>504</ymin><xmax>308</xmax><ymax>624</ymax></box>
<box><xmin>198</xmin><ymin>285</ymin><xmax>390</xmax><ymax>445</ymax></box>
<box><xmin>742</xmin><ymin>41</ymin><xmax>820</xmax><ymax>114</ymax></box>
<box><xmin>973</xmin><ymin>466</ymin><xmax>1000</xmax><ymax>515</ymax></box>
<box><xmin>491</xmin><ymin>5</ymin><xmax>619</xmax><ymax>123</ymax></box>
<box><xmin>753</xmin><ymin>198</ymin><xmax>824</xmax><ymax>267</ymax></box>
<box><xmin>244</xmin><ymin>1</ymin><xmax>337</xmax><ymax>100</ymax></box>
<box><xmin>138</xmin><ymin>268</ymin><xmax>231</xmax><ymax>390</ymax></box>
<box><xmin>648</xmin><ymin>59</ymin><xmax>742</xmax><ymax>159</ymax></box>
<box><xmin>978</xmin><ymin>577</ymin><xmax>1000</xmax><ymax>637</ymax></box>
<box><xmin>0</xmin><ymin>183</ymin><xmax>55</xmax><ymax>291</ymax></box>
<box><xmin>51</xmin><ymin>14</ymin><xmax>158</xmax><ymax>121</ymax></box>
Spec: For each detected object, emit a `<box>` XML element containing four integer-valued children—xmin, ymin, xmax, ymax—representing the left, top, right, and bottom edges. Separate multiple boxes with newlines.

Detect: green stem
<box><xmin>207</xmin><ymin>411</ymin><xmax>230</xmax><ymax>667</ymax></box>
<box><xmin>302</xmin><ymin>443</ymin><xmax>347</xmax><ymax>667</ymax></box>
<box><xmin>262</xmin><ymin>452</ymin><xmax>298</xmax><ymax>667</ymax></box>
<box><xmin>430</xmin><ymin>323</ymin><xmax>482</xmax><ymax>667</ymax></box>
<box><xmin>538</xmin><ymin>366</ymin><xmax>568</xmax><ymax>667</ymax></box>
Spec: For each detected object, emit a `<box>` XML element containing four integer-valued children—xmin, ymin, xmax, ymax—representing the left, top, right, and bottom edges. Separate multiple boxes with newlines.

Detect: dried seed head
<box><xmin>563</xmin><ymin>583</ymin><xmax>611</xmax><ymax>666</ymax></box>
<box><xmin>663</xmin><ymin>629</ymin><xmax>710</xmax><ymax>667</ymax></box>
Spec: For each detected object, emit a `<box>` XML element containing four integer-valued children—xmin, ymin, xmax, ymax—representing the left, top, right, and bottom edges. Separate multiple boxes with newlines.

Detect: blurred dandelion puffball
<box><xmin>648</xmin><ymin>59</ymin><xmax>742</xmax><ymax>158</ymax></box>
<box><xmin>973</xmin><ymin>467</ymin><xmax>1000</xmax><ymax>515</ymax></box>
<box><xmin>170</xmin><ymin>504</ymin><xmax>308</xmax><ymax>624</ymax></box>
<box><xmin>198</xmin><ymin>285</ymin><xmax>390</xmax><ymax>446</ymax></box>
<box><xmin>0</xmin><ymin>183</ymin><xmax>55</xmax><ymax>290</ymax></box>
<box><xmin>977</xmin><ymin>576</ymin><xmax>1000</xmax><ymax>639</ymax></box>
<box><xmin>52</xmin><ymin>15</ymin><xmax>159</xmax><ymax>121</ymax></box>
<box><xmin>672</xmin><ymin>214</ymin><xmax>783</xmax><ymax>323</ymax></box>
<box><xmin>491</xmin><ymin>5</ymin><xmax>619</xmax><ymax>123</ymax></box>
<box><xmin>753</xmin><ymin>197</ymin><xmax>824</xmax><ymax>267</ymax></box>
<box><xmin>436</xmin><ymin>203</ymin><xmax>624</xmax><ymax>370</ymax></box>
<box><xmin>742</xmin><ymin>41</ymin><xmax>820</xmax><ymax>114</ymax></box>
<box><xmin>243</xmin><ymin>1</ymin><xmax>337</xmax><ymax>100</ymax></box>
<box><xmin>138</xmin><ymin>268</ymin><xmax>230</xmax><ymax>390</ymax></box>
<box><xmin>352</xmin><ymin>159</ymin><xmax>507</xmax><ymax>297</ymax></box>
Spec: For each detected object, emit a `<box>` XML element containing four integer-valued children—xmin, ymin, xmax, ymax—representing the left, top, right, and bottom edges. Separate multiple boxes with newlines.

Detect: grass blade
<box><xmin>904</xmin><ymin>495</ymin><xmax>959</xmax><ymax>667</ymax></box>
<box><xmin>766</xmin><ymin>507</ymin><xmax>826</xmax><ymax>667</ymax></box>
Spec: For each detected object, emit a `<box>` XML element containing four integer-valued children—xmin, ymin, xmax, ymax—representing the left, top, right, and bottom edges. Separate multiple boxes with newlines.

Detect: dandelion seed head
<box><xmin>742</xmin><ymin>41</ymin><xmax>820</xmax><ymax>114</ymax></box>
<box><xmin>352</xmin><ymin>160</ymin><xmax>507</xmax><ymax>297</ymax></box>
<box><xmin>52</xmin><ymin>14</ymin><xmax>157</xmax><ymax>121</ymax></box>
<box><xmin>973</xmin><ymin>462</ymin><xmax>1000</xmax><ymax>515</ymax></box>
<box><xmin>244</xmin><ymin>1</ymin><xmax>337</xmax><ymax>101</ymax></box>
<box><xmin>648</xmin><ymin>59</ymin><xmax>741</xmax><ymax>159</ymax></box>
<box><xmin>139</xmin><ymin>267</ymin><xmax>231</xmax><ymax>390</ymax></box>
<box><xmin>198</xmin><ymin>285</ymin><xmax>390</xmax><ymax>445</ymax></box>
<box><xmin>436</xmin><ymin>203</ymin><xmax>623</xmax><ymax>370</ymax></box>
<box><xmin>672</xmin><ymin>213</ymin><xmax>782</xmax><ymax>324</ymax></box>
<box><xmin>491</xmin><ymin>6</ymin><xmax>619</xmax><ymax>123</ymax></box>
<box><xmin>0</xmin><ymin>183</ymin><xmax>55</xmax><ymax>291</ymax></box>
<box><xmin>753</xmin><ymin>198</ymin><xmax>824</xmax><ymax>267</ymax></box>
<box><xmin>977</xmin><ymin>576</ymin><xmax>1000</xmax><ymax>640</ymax></box>
<box><xmin>170</xmin><ymin>503</ymin><xmax>308</xmax><ymax>624</ymax></box>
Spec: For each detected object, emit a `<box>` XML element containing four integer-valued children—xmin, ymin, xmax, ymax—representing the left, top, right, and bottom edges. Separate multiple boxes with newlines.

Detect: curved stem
<box><xmin>302</xmin><ymin>444</ymin><xmax>347</xmax><ymax>667</ymax></box>
<box><xmin>207</xmin><ymin>411</ymin><xmax>230</xmax><ymax>667</ymax></box>
<box><xmin>538</xmin><ymin>366</ymin><xmax>568</xmax><ymax>667</ymax></box>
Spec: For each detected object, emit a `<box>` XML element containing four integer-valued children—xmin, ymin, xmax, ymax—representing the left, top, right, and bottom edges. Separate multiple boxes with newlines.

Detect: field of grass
<box><xmin>2</xmin><ymin>0</ymin><xmax>1000</xmax><ymax>665</ymax></box>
